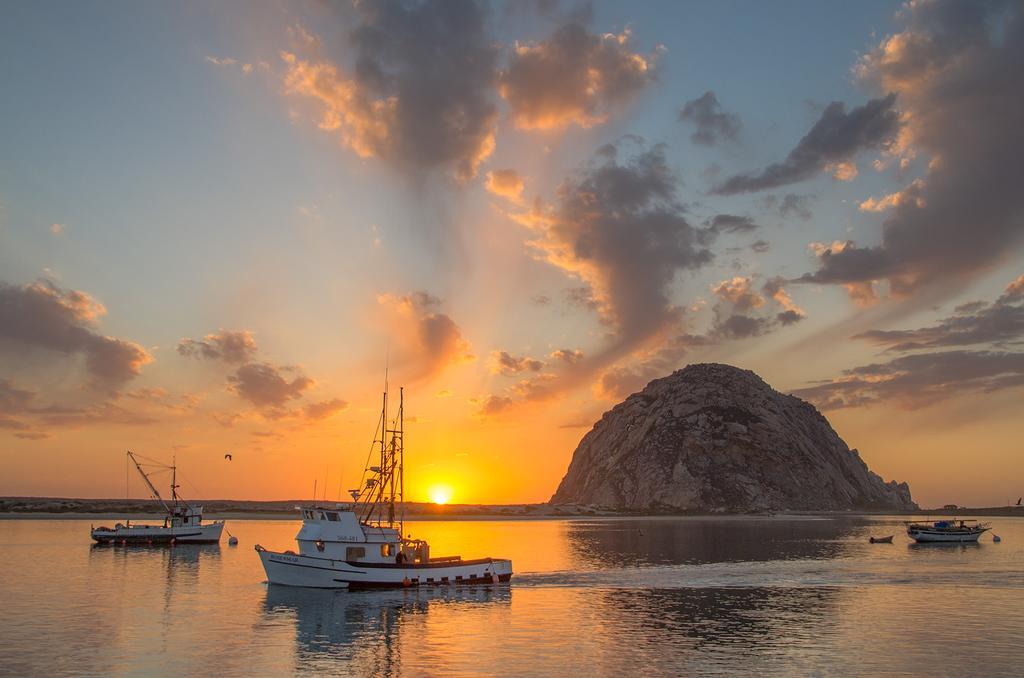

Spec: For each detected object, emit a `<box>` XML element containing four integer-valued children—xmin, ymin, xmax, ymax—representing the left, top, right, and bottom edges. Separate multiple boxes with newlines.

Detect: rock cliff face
<box><xmin>552</xmin><ymin>363</ymin><xmax>915</xmax><ymax>512</ymax></box>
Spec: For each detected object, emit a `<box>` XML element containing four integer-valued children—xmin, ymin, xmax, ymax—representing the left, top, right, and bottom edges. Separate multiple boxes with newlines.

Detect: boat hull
<box><xmin>907</xmin><ymin>528</ymin><xmax>987</xmax><ymax>543</ymax></box>
<box><xmin>91</xmin><ymin>521</ymin><xmax>225</xmax><ymax>545</ymax></box>
<box><xmin>256</xmin><ymin>546</ymin><xmax>513</xmax><ymax>590</ymax></box>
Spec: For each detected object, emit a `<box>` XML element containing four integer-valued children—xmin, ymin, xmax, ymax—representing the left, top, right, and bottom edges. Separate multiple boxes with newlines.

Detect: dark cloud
<box><xmin>0</xmin><ymin>279</ymin><xmax>151</xmax><ymax>390</ymax></box>
<box><xmin>0</xmin><ymin>379</ymin><xmax>42</xmax><ymax>440</ymax></box>
<box><xmin>32</xmin><ymin>402</ymin><xmax>157</xmax><ymax>428</ymax></box>
<box><xmin>477</xmin><ymin>394</ymin><xmax>514</xmax><ymax>416</ymax></box>
<box><xmin>281</xmin><ymin>0</ymin><xmax>499</xmax><ymax>181</ymax></box>
<box><xmin>490</xmin><ymin>350</ymin><xmax>544</xmax><ymax>376</ymax></box>
<box><xmin>499</xmin><ymin>21</ymin><xmax>657</xmax><ymax>130</ymax></box>
<box><xmin>777</xmin><ymin>310</ymin><xmax>805</xmax><ymax>326</ymax></box>
<box><xmin>799</xmin><ymin>2</ymin><xmax>1024</xmax><ymax>297</ymax></box>
<box><xmin>711</xmin><ymin>94</ymin><xmax>899</xmax><ymax>195</ymax></box>
<box><xmin>703</xmin><ymin>214</ymin><xmax>760</xmax><ymax>237</ymax></box>
<box><xmin>550</xmin><ymin>348</ymin><xmax>584</xmax><ymax>364</ymax></box>
<box><xmin>564</xmin><ymin>286</ymin><xmax>601</xmax><ymax>313</ymax></box>
<box><xmin>709</xmin><ymin>276</ymin><xmax>805</xmax><ymax>339</ymax></box>
<box><xmin>792</xmin><ymin>350</ymin><xmax>1024</xmax><ymax>411</ymax></box>
<box><xmin>177</xmin><ymin>329</ymin><xmax>257</xmax><ymax>363</ymax></box>
<box><xmin>750</xmin><ymin>240</ymin><xmax>771</xmax><ymax>253</ymax></box>
<box><xmin>757</xmin><ymin>193</ymin><xmax>814</xmax><ymax>221</ymax></box>
<box><xmin>679</xmin><ymin>91</ymin><xmax>741</xmax><ymax>145</ymax></box>
<box><xmin>227</xmin><ymin>362</ymin><xmax>314</xmax><ymax>410</ymax></box>
<box><xmin>303</xmin><ymin>398</ymin><xmax>349</xmax><ymax>421</ymax></box>
<box><xmin>853</xmin><ymin>274</ymin><xmax>1024</xmax><ymax>351</ymax></box>
<box><xmin>14</xmin><ymin>431</ymin><xmax>51</xmax><ymax>440</ymax></box>
<box><xmin>712</xmin><ymin>313</ymin><xmax>768</xmax><ymax>339</ymax></box>
<box><xmin>0</xmin><ymin>378</ymin><xmax>36</xmax><ymax>413</ymax></box>
<box><xmin>522</xmin><ymin>141</ymin><xmax>715</xmax><ymax>351</ymax></box>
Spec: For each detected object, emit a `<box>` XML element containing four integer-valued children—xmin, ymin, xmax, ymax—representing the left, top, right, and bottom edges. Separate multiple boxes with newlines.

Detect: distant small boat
<box><xmin>869</xmin><ymin>535</ymin><xmax>893</xmax><ymax>543</ymax></box>
<box><xmin>906</xmin><ymin>519</ymin><xmax>990</xmax><ymax>543</ymax></box>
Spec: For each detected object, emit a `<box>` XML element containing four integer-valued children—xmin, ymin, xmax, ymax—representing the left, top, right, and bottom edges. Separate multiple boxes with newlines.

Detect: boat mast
<box><xmin>399</xmin><ymin>387</ymin><xmax>404</xmax><ymax>532</ymax></box>
<box><xmin>127</xmin><ymin>450</ymin><xmax>171</xmax><ymax>514</ymax></box>
<box><xmin>356</xmin><ymin>381</ymin><xmax>404</xmax><ymax>532</ymax></box>
<box><xmin>171</xmin><ymin>456</ymin><xmax>178</xmax><ymax>509</ymax></box>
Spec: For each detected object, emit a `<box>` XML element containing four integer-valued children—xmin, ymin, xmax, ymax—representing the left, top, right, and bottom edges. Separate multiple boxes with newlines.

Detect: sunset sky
<box><xmin>2</xmin><ymin>0</ymin><xmax>1022</xmax><ymax>508</ymax></box>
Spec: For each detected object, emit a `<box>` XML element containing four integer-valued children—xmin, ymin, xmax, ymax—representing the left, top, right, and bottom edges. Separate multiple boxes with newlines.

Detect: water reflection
<box><xmin>263</xmin><ymin>586</ymin><xmax>512</xmax><ymax>674</ymax></box>
<box><xmin>4</xmin><ymin>519</ymin><xmax>1023</xmax><ymax>676</ymax></box>
<box><xmin>88</xmin><ymin>542</ymin><xmax>222</xmax><ymax>582</ymax></box>
<box><xmin>579</xmin><ymin>587</ymin><xmax>841</xmax><ymax>673</ymax></box>
<box><xmin>566</xmin><ymin>517</ymin><xmax>858</xmax><ymax>569</ymax></box>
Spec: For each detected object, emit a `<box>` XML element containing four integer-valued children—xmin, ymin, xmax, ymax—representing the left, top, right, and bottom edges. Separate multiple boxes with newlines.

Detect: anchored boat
<box><xmin>906</xmin><ymin>519</ymin><xmax>990</xmax><ymax>543</ymax></box>
<box><xmin>256</xmin><ymin>386</ymin><xmax>513</xmax><ymax>589</ymax></box>
<box><xmin>91</xmin><ymin>451</ymin><xmax>224</xmax><ymax>545</ymax></box>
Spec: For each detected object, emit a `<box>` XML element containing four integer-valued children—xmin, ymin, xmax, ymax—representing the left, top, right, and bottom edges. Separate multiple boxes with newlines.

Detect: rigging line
<box><xmin>129</xmin><ymin>452</ymin><xmax>173</xmax><ymax>467</ymax></box>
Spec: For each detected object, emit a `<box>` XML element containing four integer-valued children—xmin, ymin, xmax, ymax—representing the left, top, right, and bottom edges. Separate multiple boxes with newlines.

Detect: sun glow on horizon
<box><xmin>428</xmin><ymin>484</ymin><xmax>454</xmax><ymax>505</ymax></box>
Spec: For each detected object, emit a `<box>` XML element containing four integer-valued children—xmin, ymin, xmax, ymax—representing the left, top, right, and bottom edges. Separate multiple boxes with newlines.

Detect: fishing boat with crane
<box><xmin>255</xmin><ymin>386</ymin><xmax>513</xmax><ymax>589</ymax></box>
<box><xmin>90</xmin><ymin>451</ymin><xmax>225</xmax><ymax>545</ymax></box>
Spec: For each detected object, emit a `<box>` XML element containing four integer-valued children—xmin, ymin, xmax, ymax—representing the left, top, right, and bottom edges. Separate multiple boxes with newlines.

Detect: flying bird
<box><xmin>224</xmin><ymin>453</ymin><xmax>233</xmax><ymax>461</ymax></box>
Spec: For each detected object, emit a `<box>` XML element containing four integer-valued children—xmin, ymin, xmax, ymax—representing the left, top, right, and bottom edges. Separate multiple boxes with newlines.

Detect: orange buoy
<box><xmin>491</xmin><ymin>573</ymin><xmax>500</xmax><ymax>584</ymax></box>
<box><xmin>403</xmin><ymin>577</ymin><xmax>411</xmax><ymax>587</ymax></box>
<box><xmin>170</xmin><ymin>538</ymin><xmax>176</xmax><ymax>546</ymax></box>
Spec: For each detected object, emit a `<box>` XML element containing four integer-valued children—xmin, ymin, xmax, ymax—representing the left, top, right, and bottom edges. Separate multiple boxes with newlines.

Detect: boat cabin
<box><xmin>293</xmin><ymin>505</ymin><xmax>431</xmax><ymax>564</ymax></box>
<box><xmin>167</xmin><ymin>505</ymin><xmax>204</xmax><ymax>528</ymax></box>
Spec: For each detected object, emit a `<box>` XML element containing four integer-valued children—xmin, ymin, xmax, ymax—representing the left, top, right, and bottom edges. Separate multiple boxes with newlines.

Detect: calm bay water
<box><xmin>1</xmin><ymin>515</ymin><xmax>1023</xmax><ymax>676</ymax></box>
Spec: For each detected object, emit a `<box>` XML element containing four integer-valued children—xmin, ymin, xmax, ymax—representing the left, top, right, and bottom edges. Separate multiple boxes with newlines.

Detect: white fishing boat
<box><xmin>91</xmin><ymin>451</ymin><xmax>224</xmax><ymax>545</ymax></box>
<box><xmin>906</xmin><ymin>519</ymin><xmax>990</xmax><ymax>543</ymax></box>
<box><xmin>256</xmin><ymin>386</ymin><xmax>513</xmax><ymax>589</ymax></box>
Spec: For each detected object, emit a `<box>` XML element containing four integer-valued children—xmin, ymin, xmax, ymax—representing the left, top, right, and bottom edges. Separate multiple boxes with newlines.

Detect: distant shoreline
<box><xmin>3</xmin><ymin>497</ymin><xmax>1023</xmax><ymax>520</ymax></box>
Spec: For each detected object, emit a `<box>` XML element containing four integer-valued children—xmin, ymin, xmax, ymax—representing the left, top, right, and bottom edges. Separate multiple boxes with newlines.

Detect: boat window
<box><xmin>326</xmin><ymin>512</ymin><xmax>340</xmax><ymax>522</ymax></box>
<box><xmin>318</xmin><ymin>512</ymin><xmax>327</xmax><ymax>521</ymax></box>
<box><xmin>303</xmin><ymin>511</ymin><xmax>312</xmax><ymax>519</ymax></box>
<box><xmin>381</xmin><ymin>544</ymin><xmax>393</xmax><ymax>557</ymax></box>
<box><xmin>345</xmin><ymin>547</ymin><xmax>365</xmax><ymax>561</ymax></box>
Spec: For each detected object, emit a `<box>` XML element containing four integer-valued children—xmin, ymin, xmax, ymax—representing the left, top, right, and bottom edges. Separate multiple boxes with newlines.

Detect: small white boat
<box><xmin>256</xmin><ymin>386</ymin><xmax>512</xmax><ymax>589</ymax></box>
<box><xmin>91</xmin><ymin>451</ymin><xmax>224</xmax><ymax>545</ymax></box>
<box><xmin>906</xmin><ymin>519</ymin><xmax>990</xmax><ymax>543</ymax></box>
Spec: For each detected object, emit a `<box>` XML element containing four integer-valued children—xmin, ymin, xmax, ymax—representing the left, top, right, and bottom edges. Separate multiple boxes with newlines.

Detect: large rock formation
<box><xmin>552</xmin><ymin>363</ymin><xmax>915</xmax><ymax>512</ymax></box>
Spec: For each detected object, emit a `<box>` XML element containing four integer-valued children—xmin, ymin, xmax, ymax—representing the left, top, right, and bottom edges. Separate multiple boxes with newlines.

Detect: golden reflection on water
<box><xmin>2</xmin><ymin>517</ymin><xmax>1024</xmax><ymax>675</ymax></box>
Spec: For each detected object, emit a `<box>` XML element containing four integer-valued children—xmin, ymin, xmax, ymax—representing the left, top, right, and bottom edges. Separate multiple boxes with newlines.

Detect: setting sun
<box><xmin>428</xmin><ymin>485</ymin><xmax>454</xmax><ymax>505</ymax></box>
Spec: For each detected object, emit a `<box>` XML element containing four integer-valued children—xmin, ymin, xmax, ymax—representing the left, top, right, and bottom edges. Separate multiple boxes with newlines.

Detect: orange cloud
<box><xmin>278</xmin><ymin>2</ymin><xmax>498</xmax><ymax>182</ymax></box>
<box><xmin>859</xmin><ymin>178</ymin><xmax>926</xmax><ymax>212</ymax></box>
<box><xmin>377</xmin><ymin>292</ymin><xmax>474</xmax><ymax>382</ymax></box>
<box><xmin>500</xmin><ymin>23</ymin><xmax>657</xmax><ymax>131</ymax></box>
<box><xmin>484</xmin><ymin>169</ymin><xmax>525</xmax><ymax>202</ymax></box>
